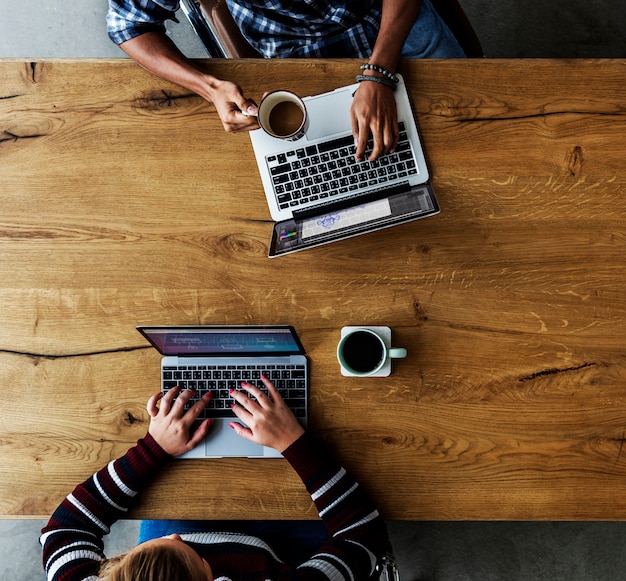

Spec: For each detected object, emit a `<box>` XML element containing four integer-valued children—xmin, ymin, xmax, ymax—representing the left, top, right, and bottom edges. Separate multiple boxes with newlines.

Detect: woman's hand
<box><xmin>230</xmin><ymin>375</ymin><xmax>305</xmax><ymax>453</ymax></box>
<box><xmin>147</xmin><ymin>387</ymin><xmax>212</xmax><ymax>456</ymax></box>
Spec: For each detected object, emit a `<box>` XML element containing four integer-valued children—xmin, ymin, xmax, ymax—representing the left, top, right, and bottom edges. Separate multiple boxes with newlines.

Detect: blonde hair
<box><xmin>99</xmin><ymin>542</ymin><xmax>208</xmax><ymax>581</ymax></box>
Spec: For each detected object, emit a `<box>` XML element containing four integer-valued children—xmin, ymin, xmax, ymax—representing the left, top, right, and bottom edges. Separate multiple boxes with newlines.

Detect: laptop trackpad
<box><xmin>204</xmin><ymin>420</ymin><xmax>264</xmax><ymax>457</ymax></box>
<box><xmin>304</xmin><ymin>86</ymin><xmax>353</xmax><ymax>141</ymax></box>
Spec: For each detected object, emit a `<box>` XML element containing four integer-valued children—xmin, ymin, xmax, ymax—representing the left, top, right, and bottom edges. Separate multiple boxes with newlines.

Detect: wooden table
<box><xmin>2</xmin><ymin>58</ymin><xmax>626</xmax><ymax>521</ymax></box>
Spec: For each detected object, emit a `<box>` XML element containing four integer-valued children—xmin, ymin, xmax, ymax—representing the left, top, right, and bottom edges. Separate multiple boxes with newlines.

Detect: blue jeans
<box><xmin>138</xmin><ymin>519</ymin><xmax>328</xmax><ymax>566</ymax></box>
<box><xmin>402</xmin><ymin>0</ymin><xmax>466</xmax><ymax>58</ymax></box>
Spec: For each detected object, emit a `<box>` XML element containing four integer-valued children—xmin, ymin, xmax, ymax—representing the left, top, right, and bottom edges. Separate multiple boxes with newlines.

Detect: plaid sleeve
<box><xmin>107</xmin><ymin>0</ymin><xmax>180</xmax><ymax>45</ymax></box>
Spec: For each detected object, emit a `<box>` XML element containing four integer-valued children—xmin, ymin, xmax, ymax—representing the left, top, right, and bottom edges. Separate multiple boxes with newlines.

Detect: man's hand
<box><xmin>119</xmin><ymin>32</ymin><xmax>260</xmax><ymax>134</ymax></box>
<box><xmin>229</xmin><ymin>376</ymin><xmax>305</xmax><ymax>453</ymax></box>
<box><xmin>147</xmin><ymin>387</ymin><xmax>212</xmax><ymax>456</ymax></box>
<box><xmin>207</xmin><ymin>78</ymin><xmax>260</xmax><ymax>133</ymax></box>
<box><xmin>350</xmin><ymin>80</ymin><xmax>399</xmax><ymax>162</ymax></box>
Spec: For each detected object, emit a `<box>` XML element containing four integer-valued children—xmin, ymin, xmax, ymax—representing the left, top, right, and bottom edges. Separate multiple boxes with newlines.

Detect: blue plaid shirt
<box><xmin>107</xmin><ymin>0</ymin><xmax>383</xmax><ymax>58</ymax></box>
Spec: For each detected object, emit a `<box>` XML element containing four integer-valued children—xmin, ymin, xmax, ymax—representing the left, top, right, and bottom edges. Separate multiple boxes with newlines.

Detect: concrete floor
<box><xmin>1</xmin><ymin>1</ymin><xmax>626</xmax><ymax>580</ymax></box>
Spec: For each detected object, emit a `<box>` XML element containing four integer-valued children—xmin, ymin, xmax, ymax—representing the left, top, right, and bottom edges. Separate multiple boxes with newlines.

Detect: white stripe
<box><xmin>44</xmin><ymin>540</ymin><xmax>100</xmax><ymax>572</ymax></box>
<box><xmin>317</xmin><ymin>552</ymin><xmax>355</xmax><ymax>581</ymax></box>
<box><xmin>107</xmin><ymin>461</ymin><xmax>137</xmax><ymax>497</ymax></box>
<box><xmin>334</xmin><ymin>510</ymin><xmax>380</xmax><ymax>537</ymax></box>
<box><xmin>67</xmin><ymin>494</ymin><xmax>109</xmax><ymax>533</ymax></box>
<box><xmin>299</xmin><ymin>555</ymin><xmax>346</xmax><ymax>581</ymax></box>
<box><xmin>181</xmin><ymin>532</ymin><xmax>284</xmax><ymax>563</ymax></box>
<box><xmin>94</xmin><ymin>473</ymin><xmax>128</xmax><ymax>512</ymax></box>
<box><xmin>40</xmin><ymin>527</ymin><xmax>98</xmax><ymax>546</ymax></box>
<box><xmin>311</xmin><ymin>468</ymin><xmax>346</xmax><ymax>501</ymax></box>
<box><xmin>344</xmin><ymin>539</ymin><xmax>378</xmax><ymax>573</ymax></box>
<box><xmin>319</xmin><ymin>482</ymin><xmax>358</xmax><ymax>517</ymax></box>
<box><xmin>47</xmin><ymin>549</ymin><xmax>102</xmax><ymax>581</ymax></box>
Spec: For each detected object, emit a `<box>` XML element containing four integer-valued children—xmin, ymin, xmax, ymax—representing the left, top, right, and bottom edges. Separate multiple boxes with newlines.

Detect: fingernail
<box><xmin>261</xmin><ymin>373</ymin><xmax>266</xmax><ymax>380</ymax></box>
<box><xmin>228</xmin><ymin>422</ymin><xmax>236</xmax><ymax>430</ymax></box>
<box><xmin>241</xmin><ymin>381</ymin><xmax>247</xmax><ymax>387</ymax></box>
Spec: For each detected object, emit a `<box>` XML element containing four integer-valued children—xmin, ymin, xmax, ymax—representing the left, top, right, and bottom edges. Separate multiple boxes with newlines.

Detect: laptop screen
<box><xmin>137</xmin><ymin>326</ymin><xmax>305</xmax><ymax>356</ymax></box>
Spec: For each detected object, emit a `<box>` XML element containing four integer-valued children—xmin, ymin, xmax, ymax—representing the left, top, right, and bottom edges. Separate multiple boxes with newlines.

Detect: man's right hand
<box><xmin>119</xmin><ymin>32</ymin><xmax>259</xmax><ymax>133</ymax></box>
<box><xmin>207</xmin><ymin>78</ymin><xmax>260</xmax><ymax>133</ymax></box>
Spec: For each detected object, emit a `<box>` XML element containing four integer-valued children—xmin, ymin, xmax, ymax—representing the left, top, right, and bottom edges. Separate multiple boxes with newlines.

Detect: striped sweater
<box><xmin>41</xmin><ymin>432</ymin><xmax>390</xmax><ymax>580</ymax></box>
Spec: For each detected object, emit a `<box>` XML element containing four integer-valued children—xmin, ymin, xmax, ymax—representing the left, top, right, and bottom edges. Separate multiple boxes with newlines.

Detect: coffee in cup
<box><xmin>257</xmin><ymin>90</ymin><xmax>308</xmax><ymax>141</ymax></box>
<box><xmin>337</xmin><ymin>327</ymin><xmax>407</xmax><ymax>377</ymax></box>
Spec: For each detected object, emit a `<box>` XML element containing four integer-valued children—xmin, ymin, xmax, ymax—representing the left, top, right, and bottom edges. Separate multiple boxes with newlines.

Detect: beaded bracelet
<box><xmin>355</xmin><ymin>74</ymin><xmax>397</xmax><ymax>91</ymax></box>
<box><xmin>360</xmin><ymin>63</ymin><xmax>399</xmax><ymax>84</ymax></box>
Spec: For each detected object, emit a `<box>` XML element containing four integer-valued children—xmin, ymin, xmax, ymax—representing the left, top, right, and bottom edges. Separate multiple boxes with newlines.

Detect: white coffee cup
<box><xmin>337</xmin><ymin>327</ymin><xmax>407</xmax><ymax>377</ymax></box>
<box><xmin>257</xmin><ymin>90</ymin><xmax>308</xmax><ymax>141</ymax></box>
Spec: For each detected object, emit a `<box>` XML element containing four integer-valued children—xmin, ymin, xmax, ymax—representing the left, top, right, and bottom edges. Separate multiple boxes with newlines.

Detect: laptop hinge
<box><xmin>292</xmin><ymin>182</ymin><xmax>412</xmax><ymax>221</ymax></box>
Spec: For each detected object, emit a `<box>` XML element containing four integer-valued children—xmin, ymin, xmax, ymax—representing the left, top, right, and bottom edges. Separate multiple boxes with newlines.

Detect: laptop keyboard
<box><xmin>163</xmin><ymin>363</ymin><xmax>307</xmax><ymax>419</ymax></box>
<box><xmin>267</xmin><ymin>122</ymin><xmax>418</xmax><ymax>212</ymax></box>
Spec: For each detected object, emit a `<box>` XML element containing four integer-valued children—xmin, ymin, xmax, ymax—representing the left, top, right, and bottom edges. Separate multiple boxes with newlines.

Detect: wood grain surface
<box><xmin>1</xmin><ymin>58</ymin><xmax>626</xmax><ymax>520</ymax></box>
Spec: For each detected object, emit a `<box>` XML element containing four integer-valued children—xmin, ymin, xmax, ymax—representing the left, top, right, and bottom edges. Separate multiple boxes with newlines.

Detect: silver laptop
<box><xmin>250</xmin><ymin>74</ymin><xmax>440</xmax><ymax>257</ymax></box>
<box><xmin>137</xmin><ymin>325</ymin><xmax>308</xmax><ymax>459</ymax></box>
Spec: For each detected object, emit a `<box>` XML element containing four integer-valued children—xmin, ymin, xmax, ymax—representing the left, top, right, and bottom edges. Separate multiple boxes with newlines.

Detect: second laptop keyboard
<box><xmin>163</xmin><ymin>363</ymin><xmax>307</xmax><ymax>419</ymax></box>
<box><xmin>267</xmin><ymin>122</ymin><xmax>419</xmax><ymax>212</ymax></box>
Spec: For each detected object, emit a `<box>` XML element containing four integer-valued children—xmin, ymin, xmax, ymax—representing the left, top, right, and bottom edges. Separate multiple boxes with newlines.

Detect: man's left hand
<box><xmin>350</xmin><ymin>80</ymin><xmax>399</xmax><ymax>162</ymax></box>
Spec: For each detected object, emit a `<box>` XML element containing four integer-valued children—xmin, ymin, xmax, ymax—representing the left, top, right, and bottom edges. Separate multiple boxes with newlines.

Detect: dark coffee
<box><xmin>268</xmin><ymin>100</ymin><xmax>304</xmax><ymax>136</ymax></box>
<box><xmin>341</xmin><ymin>331</ymin><xmax>384</xmax><ymax>373</ymax></box>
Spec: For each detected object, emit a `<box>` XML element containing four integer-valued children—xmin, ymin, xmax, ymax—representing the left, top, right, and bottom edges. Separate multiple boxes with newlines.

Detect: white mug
<box><xmin>257</xmin><ymin>90</ymin><xmax>308</xmax><ymax>141</ymax></box>
<box><xmin>337</xmin><ymin>327</ymin><xmax>407</xmax><ymax>377</ymax></box>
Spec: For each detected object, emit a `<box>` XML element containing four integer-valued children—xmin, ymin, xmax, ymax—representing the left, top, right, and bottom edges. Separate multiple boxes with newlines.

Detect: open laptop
<box><xmin>137</xmin><ymin>325</ymin><xmax>308</xmax><ymax>459</ymax></box>
<box><xmin>250</xmin><ymin>74</ymin><xmax>440</xmax><ymax>257</ymax></box>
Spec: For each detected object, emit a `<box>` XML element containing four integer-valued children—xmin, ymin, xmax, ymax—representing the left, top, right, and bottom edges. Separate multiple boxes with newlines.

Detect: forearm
<box><xmin>117</xmin><ymin>31</ymin><xmax>259</xmax><ymax>131</ymax></box>
<box><xmin>41</xmin><ymin>434</ymin><xmax>171</xmax><ymax>581</ymax></box>
<box><xmin>370</xmin><ymin>0</ymin><xmax>423</xmax><ymax>72</ymax></box>
<box><xmin>283</xmin><ymin>433</ymin><xmax>389</xmax><ymax>548</ymax></box>
<box><xmin>119</xmin><ymin>32</ymin><xmax>220</xmax><ymax>102</ymax></box>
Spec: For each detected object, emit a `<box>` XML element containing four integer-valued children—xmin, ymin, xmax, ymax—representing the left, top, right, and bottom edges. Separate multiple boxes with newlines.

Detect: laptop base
<box><xmin>268</xmin><ymin>183</ymin><xmax>440</xmax><ymax>257</ymax></box>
